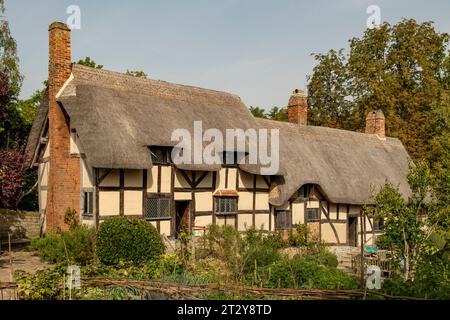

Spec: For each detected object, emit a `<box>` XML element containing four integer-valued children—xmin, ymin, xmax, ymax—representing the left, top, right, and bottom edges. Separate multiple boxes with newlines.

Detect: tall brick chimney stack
<box><xmin>287</xmin><ymin>89</ymin><xmax>308</xmax><ymax>125</ymax></box>
<box><xmin>46</xmin><ymin>22</ymin><xmax>80</xmax><ymax>232</ymax></box>
<box><xmin>365</xmin><ymin>110</ymin><xmax>386</xmax><ymax>139</ymax></box>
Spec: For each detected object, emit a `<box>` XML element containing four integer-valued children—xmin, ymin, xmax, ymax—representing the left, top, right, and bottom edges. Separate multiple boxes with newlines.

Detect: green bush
<box><xmin>288</xmin><ymin>224</ymin><xmax>309</xmax><ymax>247</ymax></box>
<box><xmin>317</xmin><ymin>250</ymin><xmax>339</xmax><ymax>268</ymax></box>
<box><xmin>96</xmin><ymin>217</ymin><xmax>165</xmax><ymax>266</ymax></box>
<box><xmin>262</xmin><ymin>256</ymin><xmax>359</xmax><ymax>290</ymax></box>
<box><xmin>242</xmin><ymin>228</ymin><xmax>284</xmax><ymax>274</ymax></box>
<box><xmin>16</xmin><ymin>266</ymin><xmax>65</xmax><ymax>300</ymax></box>
<box><xmin>199</xmin><ymin>224</ymin><xmax>242</xmax><ymax>260</ymax></box>
<box><xmin>30</xmin><ymin>225</ymin><xmax>96</xmax><ymax>266</ymax></box>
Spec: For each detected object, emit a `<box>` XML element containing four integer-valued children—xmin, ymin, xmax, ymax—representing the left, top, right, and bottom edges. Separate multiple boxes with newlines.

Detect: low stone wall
<box><xmin>0</xmin><ymin>209</ymin><xmax>41</xmax><ymax>241</ymax></box>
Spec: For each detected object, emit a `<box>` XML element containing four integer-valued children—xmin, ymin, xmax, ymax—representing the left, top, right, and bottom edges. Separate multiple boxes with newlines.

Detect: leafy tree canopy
<box><xmin>249</xmin><ymin>106</ymin><xmax>288</xmax><ymax>122</ymax></box>
<box><xmin>307</xmin><ymin>19</ymin><xmax>450</xmax><ymax>171</ymax></box>
<box><xmin>76</xmin><ymin>57</ymin><xmax>103</xmax><ymax>69</ymax></box>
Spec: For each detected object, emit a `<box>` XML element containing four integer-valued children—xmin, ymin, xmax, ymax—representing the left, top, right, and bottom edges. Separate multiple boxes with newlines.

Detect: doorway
<box><xmin>175</xmin><ymin>201</ymin><xmax>191</xmax><ymax>239</ymax></box>
<box><xmin>348</xmin><ymin>217</ymin><xmax>358</xmax><ymax>247</ymax></box>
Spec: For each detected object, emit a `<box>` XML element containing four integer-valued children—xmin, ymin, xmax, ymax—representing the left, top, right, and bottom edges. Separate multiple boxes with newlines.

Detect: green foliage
<box><xmin>249</xmin><ymin>106</ymin><xmax>267</xmax><ymax>119</ymax></box>
<box><xmin>241</xmin><ymin>228</ymin><xmax>284</xmax><ymax>275</ymax></box>
<box><xmin>30</xmin><ymin>213</ymin><xmax>96</xmax><ymax>266</ymax></box>
<box><xmin>64</xmin><ymin>207</ymin><xmax>78</xmax><ymax>230</ymax></box>
<box><xmin>15</xmin><ymin>266</ymin><xmax>65</xmax><ymax>300</ymax></box>
<box><xmin>261</xmin><ymin>256</ymin><xmax>359</xmax><ymax>290</ymax></box>
<box><xmin>76</xmin><ymin>57</ymin><xmax>103</xmax><ymax>69</ymax></box>
<box><xmin>126</xmin><ymin>70</ymin><xmax>148</xmax><ymax>78</ymax></box>
<box><xmin>0</xmin><ymin>0</ymin><xmax>22</xmax><ymax>103</ymax></box>
<box><xmin>198</xmin><ymin>224</ymin><xmax>242</xmax><ymax>261</ymax></box>
<box><xmin>367</xmin><ymin>161</ymin><xmax>449</xmax><ymax>298</ymax></box>
<box><xmin>267</xmin><ymin>107</ymin><xmax>288</xmax><ymax>122</ymax></box>
<box><xmin>288</xmin><ymin>224</ymin><xmax>309</xmax><ymax>247</ymax></box>
<box><xmin>96</xmin><ymin>217</ymin><xmax>165</xmax><ymax>267</ymax></box>
<box><xmin>307</xmin><ymin>19</ymin><xmax>450</xmax><ymax>170</ymax></box>
<box><xmin>248</xmin><ymin>106</ymin><xmax>288</xmax><ymax>122</ymax></box>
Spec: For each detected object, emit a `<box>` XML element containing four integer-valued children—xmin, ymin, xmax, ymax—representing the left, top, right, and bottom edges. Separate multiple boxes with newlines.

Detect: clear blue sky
<box><xmin>5</xmin><ymin>0</ymin><xmax>450</xmax><ymax>109</ymax></box>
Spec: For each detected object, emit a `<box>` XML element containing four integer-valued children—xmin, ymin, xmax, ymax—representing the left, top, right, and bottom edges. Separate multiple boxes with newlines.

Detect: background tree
<box><xmin>267</xmin><ymin>107</ymin><xmax>288</xmax><ymax>122</ymax></box>
<box><xmin>0</xmin><ymin>148</ymin><xmax>37</xmax><ymax>209</ymax></box>
<box><xmin>248</xmin><ymin>106</ymin><xmax>288</xmax><ymax>121</ymax></box>
<box><xmin>307</xmin><ymin>19</ymin><xmax>450</xmax><ymax>171</ymax></box>
<box><xmin>367</xmin><ymin>161</ymin><xmax>449</xmax><ymax>295</ymax></box>
<box><xmin>249</xmin><ymin>106</ymin><xmax>267</xmax><ymax>119</ymax></box>
<box><xmin>76</xmin><ymin>57</ymin><xmax>103</xmax><ymax>69</ymax></box>
<box><xmin>307</xmin><ymin>49</ymin><xmax>351</xmax><ymax>128</ymax></box>
<box><xmin>126</xmin><ymin>70</ymin><xmax>148</xmax><ymax>78</ymax></box>
<box><xmin>0</xmin><ymin>0</ymin><xmax>23</xmax><ymax>149</ymax></box>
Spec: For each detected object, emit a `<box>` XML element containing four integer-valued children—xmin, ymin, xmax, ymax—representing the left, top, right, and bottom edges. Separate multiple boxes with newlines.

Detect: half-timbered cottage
<box><xmin>26</xmin><ymin>22</ymin><xmax>411</xmax><ymax>248</ymax></box>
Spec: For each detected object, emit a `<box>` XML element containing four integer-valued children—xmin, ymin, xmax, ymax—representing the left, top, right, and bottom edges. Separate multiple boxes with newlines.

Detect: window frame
<box><xmin>305</xmin><ymin>208</ymin><xmax>320</xmax><ymax>222</ymax></box>
<box><xmin>144</xmin><ymin>196</ymin><xmax>172</xmax><ymax>220</ymax></box>
<box><xmin>275</xmin><ymin>210</ymin><xmax>291</xmax><ymax>230</ymax></box>
<box><xmin>214</xmin><ymin>197</ymin><xmax>238</xmax><ymax>215</ymax></box>
<box><xmin>149</xmin><ymin>146</ymin><xmax>172</xmax><ymax>165</ymax></box>
<box><xmin>82</xmin><ymin>191</ymin><xmax>94</xmax><ymax>217</ymax></box>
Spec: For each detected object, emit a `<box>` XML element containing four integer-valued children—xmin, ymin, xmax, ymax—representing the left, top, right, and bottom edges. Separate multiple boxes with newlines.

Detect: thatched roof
<box><xmin>26</xmin><ymin>64</ymin><xmax>411</xmax><ymax>206</ymax></box>
<box><xmin>57</xmin><ymin>64</ymin><xmax>258</xmax><ymax>170</ymax></box>
<box><xmin>241</xmin><ymin>118</ymin><xmax>411</xmax><ymax>206</ymax></box>
<box><xmin>25</xmin><ymin>89</ymin><xmax>48</xmax><ymax>164</ymax></box>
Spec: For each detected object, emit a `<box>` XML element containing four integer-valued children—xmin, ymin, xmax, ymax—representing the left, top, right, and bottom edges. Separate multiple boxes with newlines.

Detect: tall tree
<box><xmin>307</xmin><ymin>49</ymin><xmax>351</xmax><ymax>128</ymax></box>
<box><xmin>0</xmin><ymin>0</ymin><xmax>21</xmax><ymax>102</ymax></box>
<box><xmin>307</xmin><ymin>19</ymin><xmax>450</xmax><ymax>167</ymax></box>
<box><xmin>0</xmin><ymin>0</ymin><xmax>23</xmax><ymax>149</ymax></box>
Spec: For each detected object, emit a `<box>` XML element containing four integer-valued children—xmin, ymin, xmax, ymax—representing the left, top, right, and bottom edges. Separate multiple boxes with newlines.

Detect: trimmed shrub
<box><xmin>96</xmin><ymin>217</ymin><xmax>165</xmax><ymax>266</ymax></box>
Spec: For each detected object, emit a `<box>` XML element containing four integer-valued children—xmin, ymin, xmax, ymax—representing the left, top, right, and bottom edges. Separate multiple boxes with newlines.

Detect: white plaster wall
<box><xmin>124</xmin><ymin>191</ymin><xmax>142</xmax><ymax>215</ymax></box>
<box><xmin>195</xmin><ymin>192</ymin><xmax>213</xmax><ymax>212</ymax></box>
<box><xmin>238</xmin><ymin>192</ymin><xmax>253</xmax><ymax>211</ymax></box>
<box><xmin>99</xmin><ymin>191</ymin><xmax>120</xmax><ymax>216</ymax></box>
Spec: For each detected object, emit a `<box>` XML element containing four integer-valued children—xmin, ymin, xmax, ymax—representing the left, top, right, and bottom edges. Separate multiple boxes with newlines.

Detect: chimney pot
<box><xmin>287</xmin><ymin>89</ymin><xmax>308</xmax><ymax>125</ymax></box>
<box><xmin>365</xmin><ymin>110</ymin><xmax>386</xmax><ymax>139</ymax></box>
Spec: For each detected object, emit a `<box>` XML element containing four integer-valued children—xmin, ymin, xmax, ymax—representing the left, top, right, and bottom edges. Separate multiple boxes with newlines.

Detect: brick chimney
<box><xmin>365</xmin><ymin>110</ymin><xmax>386</xmax><ymax>139</ymax></box>
<box><xmin>46</xmin><ymin>22</ymin><xmax>80</xmax><ymax>232</ymax></box>
<box><xmin>287</xmin><ymin>89</ymin><xmax>308</xmax><ymax>125</ymax></box>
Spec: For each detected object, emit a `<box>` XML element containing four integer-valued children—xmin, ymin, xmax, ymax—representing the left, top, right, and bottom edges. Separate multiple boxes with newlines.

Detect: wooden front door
<box><xmin>175</xmin><ymin>201</ymin><xmax>191</xmax><ymax>239</ymax></box>
<box><xmin>348</xmin><ymin>217</ymin><xmax>358</xmax><ymax>247</ymax></box>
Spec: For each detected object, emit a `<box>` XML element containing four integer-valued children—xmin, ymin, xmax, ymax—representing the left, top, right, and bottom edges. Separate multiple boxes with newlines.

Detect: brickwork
<box><xmin>46</xmin><ymin>22</ymin><xmax>80</xmax><ymax>231</ymax></box>
<box><xmin>287</xmin><ymin>89</ymin><xmax>308</xmax><ymax>125</ymax></box>
<box><xmin>365</xmin><ymin>110</ymin><xmax>385</xmax><ymax>139</ymax></box>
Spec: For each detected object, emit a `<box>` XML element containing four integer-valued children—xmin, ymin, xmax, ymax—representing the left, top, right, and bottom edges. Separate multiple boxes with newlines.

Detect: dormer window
<box><xmin>220</xmin><ymin>151</ymin><xmax>245</xmax><ymax>167</ymax></box>
<box><xmin>149</xmin><ymin>146</ymin><xmax>172</xmax><ymax>165</ymax></box>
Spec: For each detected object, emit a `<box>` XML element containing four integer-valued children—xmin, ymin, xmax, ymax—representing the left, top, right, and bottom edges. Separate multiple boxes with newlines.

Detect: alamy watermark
<box><xmin>171</xmin><ymin>121</ymin><xmax>280</xmax><ymax>175</ymax></box>
<box><xmin>66</xmin><ymin>265</ymin><xmax>81</xmax><ymax>290</ymax></box>
<box><xmin>366</xmin><ymin>5</ymin><xmax>381</xmax><ymax>29</ymax></box>
<box><xmin>66</xmin><ymin>5</ymin><xmax>81</xmax><ymax>30</ymax></box>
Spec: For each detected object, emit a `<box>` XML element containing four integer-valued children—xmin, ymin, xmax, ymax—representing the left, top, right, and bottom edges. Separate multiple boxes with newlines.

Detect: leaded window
<box><xmin>83</xmin><ymin>192</ymin><xmax>94</xmax><ymax>217</ymax></box>
<box><xmin>275</xmin><ymin>211</ymin><xmax>291</xmax><ymax>230</ymax></box>
<box><xmin>305</xmin><ymin>208</ymin><xmax>320</xmax><ymax>222</ymax></box>
<box><xmin>214</xmin><ymin>197</ymin><xmax>237</xmax><ymax>215</ymax></box>
<box><xmin>145</xmin><ymin>197</ymin><xmax>171</xmax><ymax>219</ymax></box>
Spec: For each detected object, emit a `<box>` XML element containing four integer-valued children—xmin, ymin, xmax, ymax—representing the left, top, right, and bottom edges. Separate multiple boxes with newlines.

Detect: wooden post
<box><xmin>360</xmin><ymin>211</ymin><xmax>365</xmax><ymax>290</ymax></box>
<box><xmin>8</xmin><ymin>233</ymin><xmax>13</xmax><ymax>283</ymax></box>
